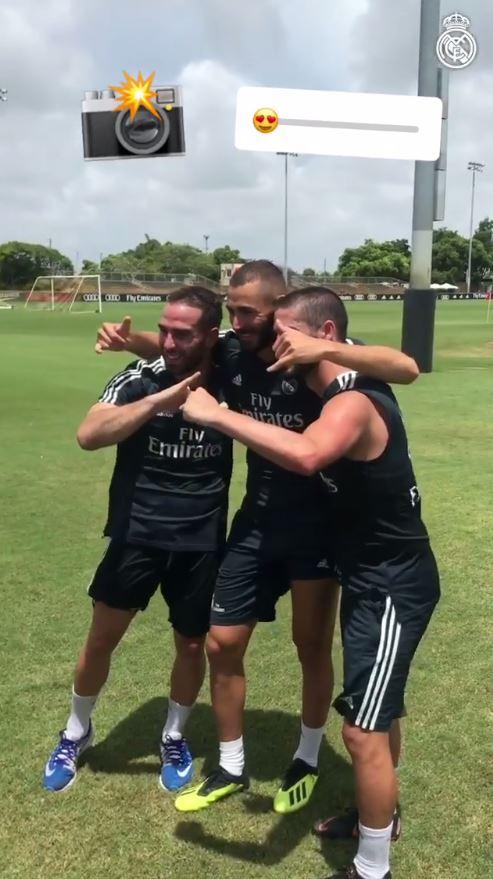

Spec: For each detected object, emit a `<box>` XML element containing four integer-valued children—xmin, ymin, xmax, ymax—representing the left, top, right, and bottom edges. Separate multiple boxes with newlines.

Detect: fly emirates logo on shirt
<box><xmin>148</xmin><ymin>427</ymin><xmax>223</xmax><ymax>460</ymax></box>
<box><xmin>241</xmin><ymin>391</ymin><xmax>304</xmax><ymax>429</ymax></box>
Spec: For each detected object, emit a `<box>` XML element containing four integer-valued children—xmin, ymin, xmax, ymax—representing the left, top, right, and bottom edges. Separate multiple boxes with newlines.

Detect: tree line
<box><xmin>1</xmin><ymin>222</ymin><xmax>491</xmax><ymax>288</ymax></box>
<box><xmin>82</xmin><ymin>239</ymin><xmax>242</xmax><ymax>284</ymax></box>
<box><xmin>302</xmin><ymin>219</ymin><xmax>493</xmax><ymax>286</ymax></box>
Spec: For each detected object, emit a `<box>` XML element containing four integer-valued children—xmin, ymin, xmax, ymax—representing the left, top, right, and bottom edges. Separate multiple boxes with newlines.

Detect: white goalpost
<box><xmin>24</xmin><ymin>275</ymin><xmax>102</xmax><ymax>313</ymax></box>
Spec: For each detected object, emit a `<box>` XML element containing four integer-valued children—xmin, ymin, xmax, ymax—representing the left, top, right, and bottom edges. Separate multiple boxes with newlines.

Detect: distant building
<box><xmin>220</xmin><ymin>263</ymin><xmax>244</xmax><ymax>287</ymax></box>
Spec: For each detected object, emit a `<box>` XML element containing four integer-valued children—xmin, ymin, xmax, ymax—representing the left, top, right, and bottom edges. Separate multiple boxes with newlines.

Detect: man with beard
<box><xmin>97</xmin><ymin>263</ymin><xmax>418</xmax><ymax>814</ymax></box>
<box><xmin>43</xmin><ymin>287</ymin><xmax>232</xmax><ymax>794</ymax></box>
<box><xmin>181</xmin><ymin>286</ymin><xmax>440</xmax><ymax>879</ymax></box>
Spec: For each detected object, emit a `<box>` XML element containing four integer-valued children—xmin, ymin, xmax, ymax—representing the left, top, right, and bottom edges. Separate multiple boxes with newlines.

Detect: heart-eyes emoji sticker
<box><xmin>253</xmin><ymin>108</ymin><xmax>279</xmax><ymax>133</ymax></box>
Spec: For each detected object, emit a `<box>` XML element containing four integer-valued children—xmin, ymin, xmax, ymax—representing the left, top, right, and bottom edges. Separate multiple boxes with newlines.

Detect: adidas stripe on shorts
<box><xmin>333</xmin><ymin>551</ymin><xmax>440</xmax><ymax>732</ymax></box>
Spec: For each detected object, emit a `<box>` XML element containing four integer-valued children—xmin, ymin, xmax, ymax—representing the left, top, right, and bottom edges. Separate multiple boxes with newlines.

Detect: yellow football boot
<box><xmin>175</xmin><ymin>766</ymin><xmax>249</xmax><ymax>812</ymax></box>
<box><xmin>273</xmin><ymin>759</ymin><xmax>318</xmax><ymax>814</ymax></box>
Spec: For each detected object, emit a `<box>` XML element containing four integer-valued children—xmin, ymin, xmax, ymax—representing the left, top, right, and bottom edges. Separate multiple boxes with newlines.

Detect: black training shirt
<box><xmin>98</xmin><ymin>357</ymin><xmax>232</xmax><ymax>551</ymax></box>
<box><xmin>319</xmin><ymin>373</ymin><xmax>431</xmax><ymax>577</ymax></box>
<box><xmin>217</xmin><ymin>332</ymin><xmax>331</xmax><ymax>543</ymax></box>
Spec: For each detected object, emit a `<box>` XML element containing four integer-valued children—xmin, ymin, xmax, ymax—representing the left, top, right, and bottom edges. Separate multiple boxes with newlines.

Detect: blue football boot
<box><xmin>159</xmin><ymin>735</ymin><xmax>194</xmax><ymax>791</ymax></box>
<box><xmin>43</xmin><ymin>723</ymin><xmax>94</xmax><ymax>792</ymax></box>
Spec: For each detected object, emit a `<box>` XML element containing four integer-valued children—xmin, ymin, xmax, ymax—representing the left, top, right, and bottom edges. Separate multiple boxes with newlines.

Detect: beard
<box><xmin>237</xmin><ymin>317</ymin><xmax>276</xmax><ymax>353</ymax></box>
<box><xmin>164</xmin><ymin>349</ymin><xmax>204</xmax><ymax>379</ymax></box>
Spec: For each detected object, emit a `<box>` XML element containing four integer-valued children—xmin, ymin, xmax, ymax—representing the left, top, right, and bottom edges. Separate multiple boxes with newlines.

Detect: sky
<box><xmin>0</xmin><ymin>0</ymin><xmax>491</xmax><ymax>272</ymax></box>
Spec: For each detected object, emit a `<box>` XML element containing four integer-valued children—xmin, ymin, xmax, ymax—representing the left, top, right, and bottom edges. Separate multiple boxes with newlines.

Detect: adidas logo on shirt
<box><xmin>232</xmin><ymin>374</ymin><xmax>242</xmax><ymax>386</ymax></box>
<box><xmin>337</xmin><ymin>371</ymin><xmax>357</xmax><ymax>391</ymax></box>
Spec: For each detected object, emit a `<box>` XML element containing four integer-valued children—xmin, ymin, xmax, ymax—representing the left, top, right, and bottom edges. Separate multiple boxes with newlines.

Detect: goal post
<box><xmin>24</xmin><ymin>275</ymin><xmax>102</xmax><ymax>313</ymax></box>
<box><xmin>69</xmin><ymin>275</ymin><xmax>102</xmax><ymax>313</ymax></box>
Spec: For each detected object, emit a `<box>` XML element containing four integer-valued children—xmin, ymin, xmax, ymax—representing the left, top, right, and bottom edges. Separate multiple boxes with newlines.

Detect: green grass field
<box><xmin>0</xmin><ymin>302</ymin><xmax>491</xmax><ymax>879</ymax></box>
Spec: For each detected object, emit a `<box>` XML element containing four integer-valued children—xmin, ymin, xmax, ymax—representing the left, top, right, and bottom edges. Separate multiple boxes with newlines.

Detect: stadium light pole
<box><xmin>203</xmin><ymin>234</ymin><xmax>210</xmax><ymax>254</ymax></box>
<box><xmin>401</xmin><ymin>0</ymin><xmax>442</xmax><ymax>373</ymax></box>
<box><xmin>466</xmin><ymin>162</ymin><xmax>484</xmax><ymax>294</ymax></box>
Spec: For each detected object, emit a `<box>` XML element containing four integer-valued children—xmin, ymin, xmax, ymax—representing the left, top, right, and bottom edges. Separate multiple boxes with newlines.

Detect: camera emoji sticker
<box><xmin>82</xmin><ymin>71</ymin><xmax>185</xmax><ymax>161</ymax></box>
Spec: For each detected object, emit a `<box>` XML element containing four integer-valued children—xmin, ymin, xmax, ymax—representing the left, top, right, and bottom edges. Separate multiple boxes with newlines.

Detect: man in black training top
<box><xmin>182</xmin><ymin>286</ymin><xmax>440</xmax><ymax>879</ymax></box>
<box><xmin>97</xmin><ymin>263</ymin><xmax>419</xmax><ymax>817</ymax></box>
<box><xmin>43</xmin><ymin>287</ymin><xmax>232</xmax><ymax>795</ymax></box>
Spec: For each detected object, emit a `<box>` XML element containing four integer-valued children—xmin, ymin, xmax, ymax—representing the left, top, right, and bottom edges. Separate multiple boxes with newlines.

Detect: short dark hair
<box><xmin>230</xmin><ymin>260</ymin><xmax>287</xmax><ymax>301</ymax></box>
<box><xmin>167</xmin><ymin>285</ymin><xmax>222</xmax><ymax>331</ymax></box>
<box><xmin>275</xmin><ymin>286</ymin><xmax>348</xmax><ymax>341</ymax></box>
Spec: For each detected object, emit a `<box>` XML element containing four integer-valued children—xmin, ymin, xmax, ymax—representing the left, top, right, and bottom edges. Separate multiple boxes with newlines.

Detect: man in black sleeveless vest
<box><xmin>182</xmin><ymin>287</ymin><xmax>440</xmax><ymax>879</ymax></box>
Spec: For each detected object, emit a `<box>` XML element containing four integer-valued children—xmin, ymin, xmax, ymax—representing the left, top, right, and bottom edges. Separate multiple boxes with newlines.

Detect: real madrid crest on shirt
<box><xmin>436</xmin><ymin>13</ymin><xmax>478</xmax><ymax>70</ymax></box>
<box><xmin>281</xmin><ymin>377</ymin><xmax>298</xmax><ymax>395</ymax></box>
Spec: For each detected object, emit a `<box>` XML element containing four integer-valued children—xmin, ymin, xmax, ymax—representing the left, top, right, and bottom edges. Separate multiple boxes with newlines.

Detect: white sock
<box><xmin>219</xmin><ymin>737</ymin><xmax>244</xmax><ymax>777</ymax></box>
<box><xmin>293</xmin><ymin>722</ymin><xmax>324</xmax><ymax>769</ymax></box>
<box><xmin>162</xmin><ymin>698</ymin><xmax>193</xmax><ymax>741</ymax></box>
<box><xmin>65</xmin><ymin>688</ymin><xmax>98</xmax><ymax>741</ymax></box>
<box><xmin>353</xmin><ymin>820</ymin><xmax>393</xmax><ymax>879</ymax></box>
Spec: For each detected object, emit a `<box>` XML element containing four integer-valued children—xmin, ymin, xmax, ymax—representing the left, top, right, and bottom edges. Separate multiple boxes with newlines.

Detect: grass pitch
<box><xmin>0</xmin><ymin>302</ymin><xmax>491</xmax><ymax>879</ymax></box>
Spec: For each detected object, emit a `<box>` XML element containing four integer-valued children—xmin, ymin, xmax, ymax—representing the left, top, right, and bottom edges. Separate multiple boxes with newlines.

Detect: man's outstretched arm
<box><xmin>269</xmin><ymin>323</ymin><xmax>419</xmax><ymax>384</ymax></box>
<box><xmin>78</xmin><ymin>373</ymin><xmax>200</xmax><ymax>450</ymax></box>
<box><xmin>181</xmin><ymin>387</ymin><xmax>367</xmax><ymax>475</ymax></box>
<box><xmin>95</xmin><ymin>316</ymin><xmax>161</xmax><ymax>359</ymax></box>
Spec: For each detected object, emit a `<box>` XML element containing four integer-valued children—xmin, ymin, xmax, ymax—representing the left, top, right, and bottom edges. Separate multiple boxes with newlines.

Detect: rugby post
<box><xmin>401</xmin><ymin>0</ymin><xmax>443</xmax><ymax>373</ymax></box>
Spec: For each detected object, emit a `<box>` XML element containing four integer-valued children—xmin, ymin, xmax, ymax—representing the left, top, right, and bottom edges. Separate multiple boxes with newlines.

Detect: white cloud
<box><xmin>0</xmin><ymin>0</ymin><xmax>491</xmax><ymax>272</ymax></box>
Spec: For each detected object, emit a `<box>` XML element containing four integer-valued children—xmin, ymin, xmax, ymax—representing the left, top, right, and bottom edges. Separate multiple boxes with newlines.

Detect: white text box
<box><xmin>235</xmin><ymin>87</ymin><xmax>442</xmax><ymax>161</ymax></box>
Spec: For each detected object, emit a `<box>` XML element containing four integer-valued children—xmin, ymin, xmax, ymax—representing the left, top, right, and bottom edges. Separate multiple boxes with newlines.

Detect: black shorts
<box><xmin>88</xmin><ymin>540</ymin><xmax>220</xmax><ymax>638</ymax></box>
<box><xmin>333</xmin><ymin>550</ymin><xmax>440</xmax><ymax>732</ymax></box>
<box><xmin>210</xmin><ymin>508</ymin><xmax>336</xmax><ymax>626</ymax></box>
